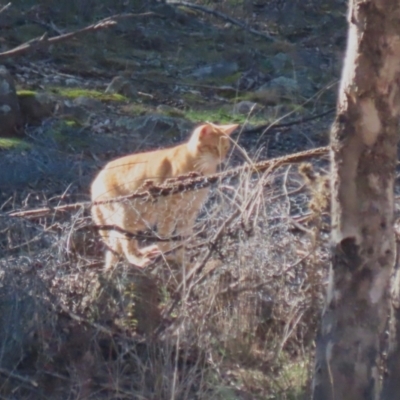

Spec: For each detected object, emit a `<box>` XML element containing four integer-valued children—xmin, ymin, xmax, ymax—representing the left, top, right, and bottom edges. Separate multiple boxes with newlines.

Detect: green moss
<box><xmin>181</xmin><ymin>92</ymin><xmax>207</xmax><ymax>107</ymax></box>
<box><xmin>0</xmin><ymin>137</ymin><xmax>31</xmax><ymax>150</ymax></box>
<box><xmin>122</xmin><ymin>103</ymin><xmax>152</xmax><ymax>116</ymax></box>
<box><xmin>185</xmin><ymin>108</ymin><xmax>246</xmax><ymax>124</ymax></box>
<box><xmin>219</xmin><ymin>72</ymin><xmax>242</xmax><ymax>85</ymax></box>
<box><xmin>269</xmin><ymin>358</ymin><xmax>308</xmax><ymax>399</ymax></box>
<box><xmin>64</xmin><ymin>119</ymin><xmax>80</xmax><ymax>127</ymax></box>
<box><xmin>185</xmin><ymin>108</ymin><xmax>230</xmax><ymax>124</ymax></box>
<box><xmin>50</xmin><ymin>87</ymin><xmax>127</xmax><ymax>102</ymax></box>
<box><xmin>46</xmin><ymin>121</ymin><xmax>89</xmax><ymax>149</ymax></box>
<box><xmin>16</xmin><ymin>90</ymin><xmax>37</xmax><ymax>97</ymax></box>
<box><xmin>177</xmin><ymin>5</ymin><xmax>200</xmax><ymax>16</ymax></box>
<box><xmin>185</xmin><ymin>107</ymin><xmax>265</xmax><ymax>125</ymax></box>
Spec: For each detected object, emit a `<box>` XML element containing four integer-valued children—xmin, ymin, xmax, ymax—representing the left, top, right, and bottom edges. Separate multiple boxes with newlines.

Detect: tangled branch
<box><xmin>5</xmin><ymin>146</ymin><xmax>329</xmax><ymax>219</ymax></box>
<box><xmin>0</xmin><ymin>12</ymin><xmax>163</xmax><ymax>60</ymax></box>
<box><xmin>168</xmin><ymin>1</ymin><xmax>277</xmax><ymax>42</ymax></box>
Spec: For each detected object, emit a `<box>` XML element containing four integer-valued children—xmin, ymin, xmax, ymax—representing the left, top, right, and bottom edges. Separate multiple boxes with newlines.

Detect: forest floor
<box><xmin>0</xmin><ymin>1</ymin><xmax>347</xmax><ymax>399</ymax></box>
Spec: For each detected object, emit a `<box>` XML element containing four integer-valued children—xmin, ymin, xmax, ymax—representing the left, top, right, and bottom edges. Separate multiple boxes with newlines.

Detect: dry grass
<box><xmin>0</xmin><ymin>139</ymin><xmax>330</xmax><ymax>399</ymax></box>
<box><xmin>0</xmin><ymin>0</ymin><xmax>340</xmax><ymax>397</ymax></box>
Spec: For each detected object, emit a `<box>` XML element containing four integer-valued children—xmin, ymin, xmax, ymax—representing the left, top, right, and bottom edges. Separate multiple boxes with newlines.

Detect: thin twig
<box><xmin>243</xmin><ymin>107</ymin><xmax>336</xmax><ymax>135</ymax></box>
<box><xmin>168</xmin><ymin>1</ymin><xmax>277</xmax><ymax>42</ymax></box>
<box><xmin>0</xmin><ymin>367</ymin><xmax>38</xmax><ymax>387</ymax></box>
<box><xmin>58</xmin><ymin>304</ymin><xmax>114</xmax><ymax>336</ymax></box>
<box><xmin>0</xmin><ymin>2</ymin><xmax>11</xmax><ymax>15</ymax></box>
<box><xmin>0</xmin><ymin>12</ymin><xmax>163</xmax><ymax>60</ymax></box>
<box><xmin>155</xmin><ymin>163</ymin><xmax>279</xmax><ymax>334</ymax></box>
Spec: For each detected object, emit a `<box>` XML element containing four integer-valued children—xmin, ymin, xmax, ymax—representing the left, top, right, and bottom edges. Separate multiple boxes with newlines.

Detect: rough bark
<box><xmin>312</xmin><ymin>1</ymin><xmax>400</xmax><ymax>399</ymax></box>
<box><xmin>381</xmin><ymin>241</ymin><xmax>400</xmax><ymax>400</ymax></box>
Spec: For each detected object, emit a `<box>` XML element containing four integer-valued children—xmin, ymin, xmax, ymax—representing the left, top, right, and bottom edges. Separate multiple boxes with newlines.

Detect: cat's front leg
<box><xmin>139</xmin><ymin>244</ymin><xmax>163</xmax><ymax>266</ymax></box>
<box><xmin>172</xmin><ymin>210</ymin><xmax>198</xmax><ymax>265</ymax></box>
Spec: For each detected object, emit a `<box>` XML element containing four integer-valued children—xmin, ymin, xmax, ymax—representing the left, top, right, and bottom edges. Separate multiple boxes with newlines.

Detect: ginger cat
<box><xmin>91</xmin><ymin>122</ymin><xmax>238</xmax><ymax>270</ymax></box>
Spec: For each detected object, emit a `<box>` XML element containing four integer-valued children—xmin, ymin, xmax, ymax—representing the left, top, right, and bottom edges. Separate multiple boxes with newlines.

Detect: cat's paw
<box><xmin>140</xmin><ymin>245</ymin><xmax>162</xmax><ymax>266</ymax></box>
<box><xmin>125</xmin><ymin>246</ymin><xmax>161</xmax><ymax>268</ymax></box>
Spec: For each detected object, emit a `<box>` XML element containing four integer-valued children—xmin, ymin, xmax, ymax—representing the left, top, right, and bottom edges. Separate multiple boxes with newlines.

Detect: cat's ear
<box><xmin>197</xmin><ymin>124</ymin><xmax>214</xmax><ymax>137</ymax></box>
<box><xmin>220</xmin><ymin>124</ymin><xmax>239</xmax><ymax>136</ymax></box>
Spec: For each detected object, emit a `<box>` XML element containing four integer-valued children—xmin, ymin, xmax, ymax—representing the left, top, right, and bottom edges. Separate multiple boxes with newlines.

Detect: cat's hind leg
<box><xmin>121</xmin><ymin>238</ymin><xmax>161</xmax><ymax>268</ymax></box>
<box><xmin>104</xmin><ymin>248</ymin><xmax>119</xmax><ymax>271</ymax></box>
<box><xmin>155</xmin><ymin>199</ymin><xmax>178</xmax><ymax>258</ymax></box>
<box><xmin>92</xmin><ymin>204</ymin><xmax>121</xmax><ymax>270</ymax></box>
<box><xmin>115</xmin><ymin>204</ymin><xmax>161</xmax><ymax>268</ymax></box>
<box><xmin>172</xmin><ymin>209</ymin><xmax>198</xmax><ymax>265</ymax></box>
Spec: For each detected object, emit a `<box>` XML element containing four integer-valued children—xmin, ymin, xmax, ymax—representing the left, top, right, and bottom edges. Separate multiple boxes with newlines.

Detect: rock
<box><xmin>58</xmin><ymin>101</ymin><xmax>91</xmax><ymax>125</ymax></box>
<box><xmin>232</xmin><ymin>101</ymin><xmax>262</xmax><ymax>115</ymax></box>
<box><xmin>156</xmin><ymin>104</ymin><xmax>185</xmax><ymax>118</ymax></box>
<box><xmin>295</xmin><ymin>71</ymin><xmax>315</xmax><ymax>97</ymax></box>
<box><xmin>65</xmin><ymin>78</ymin><xmax>81</xmax><ymax>86</ymax></box>
<box><xmin>151</xmin><ymin>3</ymin><xmax>178</xmax><ymax>19</ymax></box>
<box><xmin>18</xmin><ymin>92</ymin><xmax>55</xmax><ymax>124</ymax></box>
<box><xmin>270</xmin><ymin>52</ymin><xmax>292</xmax><ymax>73</ymax></box>
<box><xmin>147</xmin><ymin>58</ymin><xmax>162</xmax><ymax>68</ymax></box>
<box><xmin>0</xmin><ymin>136</ymin><xmax>87</xmax><ymax>187</ymax></box>
<box><xmin>0</xmin><ymin>65</ymin><xmax>23</xmax><ymax>137</ymax></box>
<box><xmin>191</xmin><ymin>61</ymin><xmax>238</xmax><ymax>80</ymax></box>
<box><xmin>0</xmin><ymin>285</ymin><xmax>37</xmax><ymax>370</ymax></box>
<box><xmin>237</xmin><ymin>68</ymin><xmax>271</xmax><ymax>91</ymax></box>
<box><xmin>115</xmin><ymin>114</ymin><xmax>194</xmax><ymax>141</ymax></box>
<box><xmin>105</xmin><ymin>76</ymin><xmax>137</xmax><ymax>98</ymax></box>
<box><xmin>0</xmin><ymin>266</ymin><xmax>55</xmax><ymax>371</ymax></box>
<box><xmin>257</xmin><ymin>76</ymin><xmax>299</xmax><ymax>99</ymax></box>
<box><xmin>73</xmin><ymin>96</ymin><xmax>102</xmax><ymax>109</ymax></box>
<box><xmin>264</xmin><ymin>104</ymin><xmax>292</xmax><ymax>119</ymax></box>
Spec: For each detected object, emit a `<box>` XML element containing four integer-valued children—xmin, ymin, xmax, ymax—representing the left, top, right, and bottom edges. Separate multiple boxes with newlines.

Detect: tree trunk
<box><xmin>381</xmin><ymin>241</ymin><xmax>400</xmax><ymax>400</ymax></box>
<box><xmin>312</xmin><ymin>1</ymin><xmax>400</xmax><ymax>399</ymax></box>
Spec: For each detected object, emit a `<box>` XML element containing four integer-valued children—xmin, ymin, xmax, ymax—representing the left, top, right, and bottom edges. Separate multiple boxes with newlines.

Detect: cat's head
<box><xmin>188</xmin><ymin>122</ymin><xmax>239</xmax><ymax>159</ymax></box>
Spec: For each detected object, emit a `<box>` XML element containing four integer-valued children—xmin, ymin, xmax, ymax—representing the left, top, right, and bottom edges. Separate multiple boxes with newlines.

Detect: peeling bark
<box><xmin>312</xmin><ymin>1</ymin><xmax>400</xmax><ymax>399</ymax></box>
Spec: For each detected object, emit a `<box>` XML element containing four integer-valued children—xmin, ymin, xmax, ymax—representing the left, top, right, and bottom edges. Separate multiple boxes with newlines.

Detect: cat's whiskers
<box><xmin>194</xmin><ymin>153</ymin><xmax>220</xmax><ymax>174</ymax></box>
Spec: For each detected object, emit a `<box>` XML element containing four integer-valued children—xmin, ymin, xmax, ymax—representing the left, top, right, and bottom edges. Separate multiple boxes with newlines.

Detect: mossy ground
<box><xmin>16</xmin><ymin>90</ymin><xmax>37</xmax><ymax>97</ymax></box>
<box><xmin>0</xmin><ymin>137</ymin><xmax>31</xmax><ymax>150</ymax></box>
<box><xmin>50</xmin><ymin>87</ymin><xmax>127</xmax><ymax>102</ymax></box>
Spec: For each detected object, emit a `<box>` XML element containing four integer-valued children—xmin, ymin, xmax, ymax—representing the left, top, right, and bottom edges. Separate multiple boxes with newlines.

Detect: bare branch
<box><xmin>243</xmin><ymin>107</ymin><xmax>336</xmax><ymax>135</ymax></box>
<box><xmin>0</xmin><ymin>367</ymin><xmax>38</xmax><ymax>387</ymax></box>
<box><xmin>4</xmin><ymin>146</ymin><xmax>328</xmax><ymax>219</ymax></box>
<box><xmin>0</xmin><ymin>12</ymin><xmax>163</xmax><ymax>60</ymax></box>
<box><xmin>168</xmin><ymin>0</ymin><xmax>277</xmax><ymax>42</ymax></box>
<box><xmin>0</xmin><ymin>2</ymin><xmax>11</xmax><ymax>15</ymax></box>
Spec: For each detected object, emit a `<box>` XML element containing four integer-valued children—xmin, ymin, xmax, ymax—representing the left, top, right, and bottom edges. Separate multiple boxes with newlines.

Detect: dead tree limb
<box><xmin>0</xmin><ymin>12</ymin><xmax>163</xmax><ymax>60</ymax></box>
<box><xmin>168</xmin><ymin>0</ymin><xmax>277</xmax><ymax>42</ymax></box>
<box><xmin>4</xmin><ymin>146</ymin><xmax>328</xmax><ymax>220</ymax></box>
<box><xmin>243</xmin><ymin>107</ymin><xmax>336</xmax><ymax>134</ymax></box>
<box><xmin>0</xmin><ymin>2</ymin><xmax>11</xmax><ymax>15</ymax></box>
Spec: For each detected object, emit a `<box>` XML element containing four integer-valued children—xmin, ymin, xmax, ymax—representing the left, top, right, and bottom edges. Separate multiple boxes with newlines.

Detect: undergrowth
<box><xmin>0</xmin><ymin>139</ymin><xmax>329</xmax><ymax>399</ymax></box>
